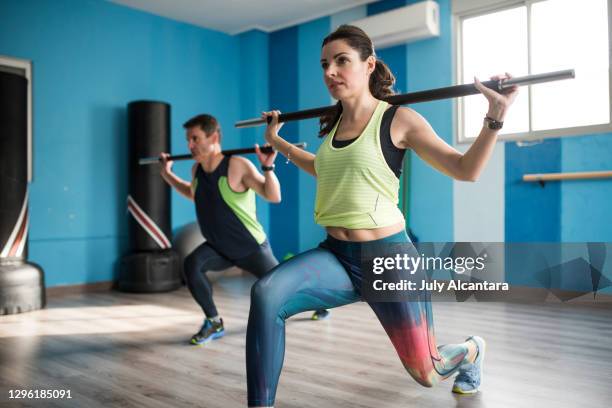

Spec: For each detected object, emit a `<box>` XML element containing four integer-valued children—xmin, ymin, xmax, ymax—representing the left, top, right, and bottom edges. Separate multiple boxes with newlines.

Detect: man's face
<box><xmin>186</xmin><ymin>127</ymin><xmax>218</xmax><ymax>160</ymax></box>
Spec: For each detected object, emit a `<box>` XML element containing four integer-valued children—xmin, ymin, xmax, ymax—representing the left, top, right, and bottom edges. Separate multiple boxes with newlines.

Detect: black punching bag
<box><xmin>0</xmin><ymin>71</ymin><xmax>45</xmax><ymax>315</ymax></box>
<box><xmin>118</xmin><ymin>101</ymin><xmax>181</xmax><ymax>292</ymax></box>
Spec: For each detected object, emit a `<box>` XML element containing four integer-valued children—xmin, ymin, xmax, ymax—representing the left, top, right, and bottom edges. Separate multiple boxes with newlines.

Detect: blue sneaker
<box><xmin>452</xmin><ymin>336</ymin><xmax>486</xmax><ymax>394</ymax></box>
<box><xmin>311</xmin><ymin>309</ymin><xmax>330</xmax><ymax>321</ymax></box>
<box><xmin>190</xmin><ymin>318</ymin><xmax>225</xmax><ymax>345</ymax></box>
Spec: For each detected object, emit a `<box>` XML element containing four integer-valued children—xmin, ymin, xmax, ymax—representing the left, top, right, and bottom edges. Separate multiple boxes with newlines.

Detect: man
<box><xmin>160</xmin><ymin>114</ymin><xmax>328</xmax><ymax>345</ymax></box>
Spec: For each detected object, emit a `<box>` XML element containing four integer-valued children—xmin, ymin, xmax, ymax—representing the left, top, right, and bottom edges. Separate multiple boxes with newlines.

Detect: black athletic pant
<box><xmin>183</xmin><ymin>241</ymin><xmax>278</xmax><ymax>318</ymax></box>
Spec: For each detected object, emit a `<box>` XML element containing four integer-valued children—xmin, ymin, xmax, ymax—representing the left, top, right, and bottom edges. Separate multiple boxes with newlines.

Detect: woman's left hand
<box><xmin>474</xmin><ymin>72</ymin><xmax>519</xmax><ymax>122</ymax></box>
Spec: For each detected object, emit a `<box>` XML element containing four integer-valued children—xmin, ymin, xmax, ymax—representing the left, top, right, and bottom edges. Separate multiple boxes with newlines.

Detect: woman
<box><xmin>246</xmin><ymin>25</ymin><xmax>518</xmax><ymax>407</ymax></box>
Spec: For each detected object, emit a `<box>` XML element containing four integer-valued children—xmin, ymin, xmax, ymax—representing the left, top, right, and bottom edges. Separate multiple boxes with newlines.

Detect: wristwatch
<box><xmin>261</xmin><ymin>164</ymin><xmax>275</xmax><ymax>172</ymax></box>
<box><xmin>484</xmin><ymin>115</ymin><xmax>503</xmax><ymax>130</ymax></box>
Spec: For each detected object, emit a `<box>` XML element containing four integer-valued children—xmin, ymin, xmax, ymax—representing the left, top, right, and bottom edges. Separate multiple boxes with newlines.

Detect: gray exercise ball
<box><xmin>173</xmin><ymin>222</ymin><xmax>206</xmax><ymax>260</ymax></box>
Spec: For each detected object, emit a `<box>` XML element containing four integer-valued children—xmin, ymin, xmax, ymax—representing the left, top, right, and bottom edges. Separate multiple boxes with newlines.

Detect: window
<box><xmin>455</xmin><ymin>0</ymin><xmax>611</xmax><ymax>143</ymax></box>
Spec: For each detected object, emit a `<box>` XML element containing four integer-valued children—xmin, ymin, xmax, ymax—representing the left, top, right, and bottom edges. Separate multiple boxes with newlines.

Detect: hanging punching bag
<box><xmin>118</xmin><ymin>101</ymin><xmax>181</xmax><ymax>292</ymax></box>
<box><xmin>0</xmin><ymin>71</ymin><xmax>45</xmax><ymax>315</ymax></box>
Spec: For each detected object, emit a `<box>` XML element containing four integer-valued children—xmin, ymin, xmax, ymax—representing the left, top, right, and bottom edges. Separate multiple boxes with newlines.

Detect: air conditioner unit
<box><xmin>350</xmin><ymin>1</ymin><xmax>440</xmax><ymax>49</ymax></box>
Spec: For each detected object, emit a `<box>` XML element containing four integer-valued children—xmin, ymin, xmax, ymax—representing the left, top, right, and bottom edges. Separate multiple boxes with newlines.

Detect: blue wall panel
<box><xmin>268</xmin><ymin>27</ymin><xmax>300</xmax><ymax>258</ymax></box>
<box><xmin>561</xmin><ymin>133</ymin><xmax>612</xmax><ymax>242</ymax></box>
<box><xmin>0</xmin><ymin>0</ymin><xmax>241</xmax><ymax>286</ymax></box>
<box><xmin>239</xmin><ymin>30</ymin><xmax>271</xmax><ymax>234</ymax></box>
<box><xmin>405</xmin><ymin>0</ymin><xmax>454</xmax><ymax>242</ymax></box>
<box><xmin>505</xmin><ymin>140</ymin><xmax>561</xmax><ymax>242</ymax></box>
<box><xmin>297</xmin><ymin>17</ymin><xmax>331</xmax><ymax>252</ymax></box>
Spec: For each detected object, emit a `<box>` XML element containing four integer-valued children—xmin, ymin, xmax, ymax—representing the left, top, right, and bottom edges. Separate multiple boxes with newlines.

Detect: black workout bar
<box><xmin>138</xmin><ymin>142</ymin><xmax>307</xmax><ymax>165</ymax></box>
<box><xmin>235</xmin><ymin>69</ymin><xmax>575</xmax><ymax>128</ymax></box>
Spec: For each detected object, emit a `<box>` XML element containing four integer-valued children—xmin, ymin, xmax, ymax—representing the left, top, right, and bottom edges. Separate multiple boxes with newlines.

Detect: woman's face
<box><xmin>320</xmin><ymin>39</ymin><xmax>375</xmax><ymax>100</ymax></box>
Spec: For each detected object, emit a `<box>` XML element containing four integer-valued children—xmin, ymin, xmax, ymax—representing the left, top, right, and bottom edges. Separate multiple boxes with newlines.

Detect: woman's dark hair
<box><xmin>183</xmin><ymin>114</ymin><xmax>222</xmax><ymax>142</ymax></box>
<box><xmin>319</xmin><ymin>24</ymin><xmax>396</xmax><ymax>137</ymax></box>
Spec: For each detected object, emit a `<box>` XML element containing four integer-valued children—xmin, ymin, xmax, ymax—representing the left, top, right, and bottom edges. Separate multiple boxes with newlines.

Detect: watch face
<box><xmin>484</xmin><ymin>117</ymin><xmax>503</xmax><ymax>129</ymax></box>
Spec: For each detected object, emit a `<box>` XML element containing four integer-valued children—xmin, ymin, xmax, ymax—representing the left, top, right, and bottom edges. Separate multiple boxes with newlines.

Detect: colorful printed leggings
<box><xmin>246</xmin><ymin>231</ymin><xmax>472</xmax><ymax>407</ymax></box>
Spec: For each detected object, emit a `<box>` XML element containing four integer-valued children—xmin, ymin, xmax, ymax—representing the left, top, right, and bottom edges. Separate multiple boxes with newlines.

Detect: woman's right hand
<box><xmin>159</xmin><ymin>152</ymin><xmax>173</xmax><ymax>177</ymax></box>
<box><xmin>474</xmin><ymin>73</ymin><xmax>519</xmax><ymax>122</ymax></box>
<box><xmin>262</xmin><ymin>110</ymin><xmax>284</xmax><ymax>145</ymax></box>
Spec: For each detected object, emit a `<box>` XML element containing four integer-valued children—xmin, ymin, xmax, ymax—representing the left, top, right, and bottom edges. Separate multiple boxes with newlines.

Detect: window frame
<box><xmin>454</xmin><ymin>0</ymin><xmax>612</xmax><ymax>144</ymax></box>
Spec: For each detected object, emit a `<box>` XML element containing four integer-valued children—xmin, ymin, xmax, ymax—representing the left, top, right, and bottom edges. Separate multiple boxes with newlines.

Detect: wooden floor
<box><xmin>1</xmin><ymin>273</ymin><xmax>611</xmax><ymax>408</ymax></box>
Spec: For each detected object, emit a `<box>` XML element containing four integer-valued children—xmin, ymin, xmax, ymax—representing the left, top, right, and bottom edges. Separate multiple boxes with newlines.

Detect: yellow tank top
<box><xmin>314</xmin><ymin>100</ymin><xmax>405</xmax><ymax>229</ymax></box>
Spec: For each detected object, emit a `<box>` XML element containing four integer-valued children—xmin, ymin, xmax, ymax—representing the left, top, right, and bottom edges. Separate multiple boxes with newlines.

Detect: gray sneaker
<box><xmin>452</xmin><ymin>336</ymin><xmax>486</xmax><ymax>394</ymax></box>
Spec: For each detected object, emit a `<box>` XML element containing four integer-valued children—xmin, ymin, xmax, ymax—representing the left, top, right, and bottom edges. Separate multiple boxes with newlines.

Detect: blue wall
<box><xmin>268</xmin><ymin>27</ymin><xmax>300</xmax><ymax>258</ymax></box>
<box><xmin>3</xmin><ymin>0</ymin><xmax>610</xmax><ymax>288</ymax></box>
<box><xmin>364</xmin><ymin>0</ymin><xmax>456</xmax><ymax>242</ymax></box>
<box><xmin>561</xmin><ymin>133</ymin><xmax>612</xmax><ymax>242</ymax></box>
<box><xmin>0</xmin><ymin>0</ymin><xmax>241</xmax><ymax>286</ymax></box>
<box><xmin>297</xmin><ymin>17</ymin><xmax>331</xmax><ymax>252</ymax></box>
<box><xmin>239</xmin><ymin>30</ymin><xmax>271</xmax><ymax>234</ymax></box>
<box><xmin>505</xmin><ymin>140</ymin><xmax>562</xmax><ymax>241</ymax></box>
<box><xmin>404</xmin><ymin>0</ymin><xmax>454</xmax><ymax>242</ymax></box>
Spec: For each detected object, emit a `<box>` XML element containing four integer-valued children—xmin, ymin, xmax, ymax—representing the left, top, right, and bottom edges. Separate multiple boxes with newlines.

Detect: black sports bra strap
<box><xmin>380</xmin><ymin>105</ymin><xmax>406</xmax><ymax>179</ymax></box>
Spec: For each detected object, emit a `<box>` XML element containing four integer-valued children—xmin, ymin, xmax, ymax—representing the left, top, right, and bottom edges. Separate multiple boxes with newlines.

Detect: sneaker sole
<box><xmin>312</xmin><ymin>312</ymin><xmax>331</xmax><ymax>321</ymax></box>
<box><xmin>190</xmin><ymin>330</ymin><xmax>225</xmax><ymax>346</ymax></box>
<box><xmin>452</xmin><ymin>385</ymin><xmax>478</xmax><ymax>395</ymax></box>
<box><xmin>472</xmin><ymin>335</ymin><xmax>486</xmax><ymax>388</ymax></box>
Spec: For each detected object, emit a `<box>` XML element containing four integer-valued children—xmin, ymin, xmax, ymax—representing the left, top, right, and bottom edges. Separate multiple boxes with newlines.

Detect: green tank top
<box><xmin>314</xmin><ymin>100</ymin><xmax>405</xmax><ymax>229</ymax></box>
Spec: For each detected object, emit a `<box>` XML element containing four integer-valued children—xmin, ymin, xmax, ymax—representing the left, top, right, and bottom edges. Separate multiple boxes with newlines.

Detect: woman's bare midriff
<box><xmin>325</xmin><ymin>222</ymin><xmax>405</xmax><ymax>242</ymax></box>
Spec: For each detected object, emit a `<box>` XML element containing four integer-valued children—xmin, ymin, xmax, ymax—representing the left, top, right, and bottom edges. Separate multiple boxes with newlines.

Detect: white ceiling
<box><xmin>109</xmin><ymin>0</ymin><xmax>379</xmax><ymax>35</ymax></box>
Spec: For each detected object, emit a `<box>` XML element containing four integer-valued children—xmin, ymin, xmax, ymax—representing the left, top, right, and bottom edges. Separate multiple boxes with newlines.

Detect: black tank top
<box><xmin>193</xmin><ymin>156</ymin><xmax>263</xmax><ymax>260</ymax></box>
<box><xmin>332</xmin><ymin>105</ymin><xmax>405</xmax><ymax>178</ymax></box>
